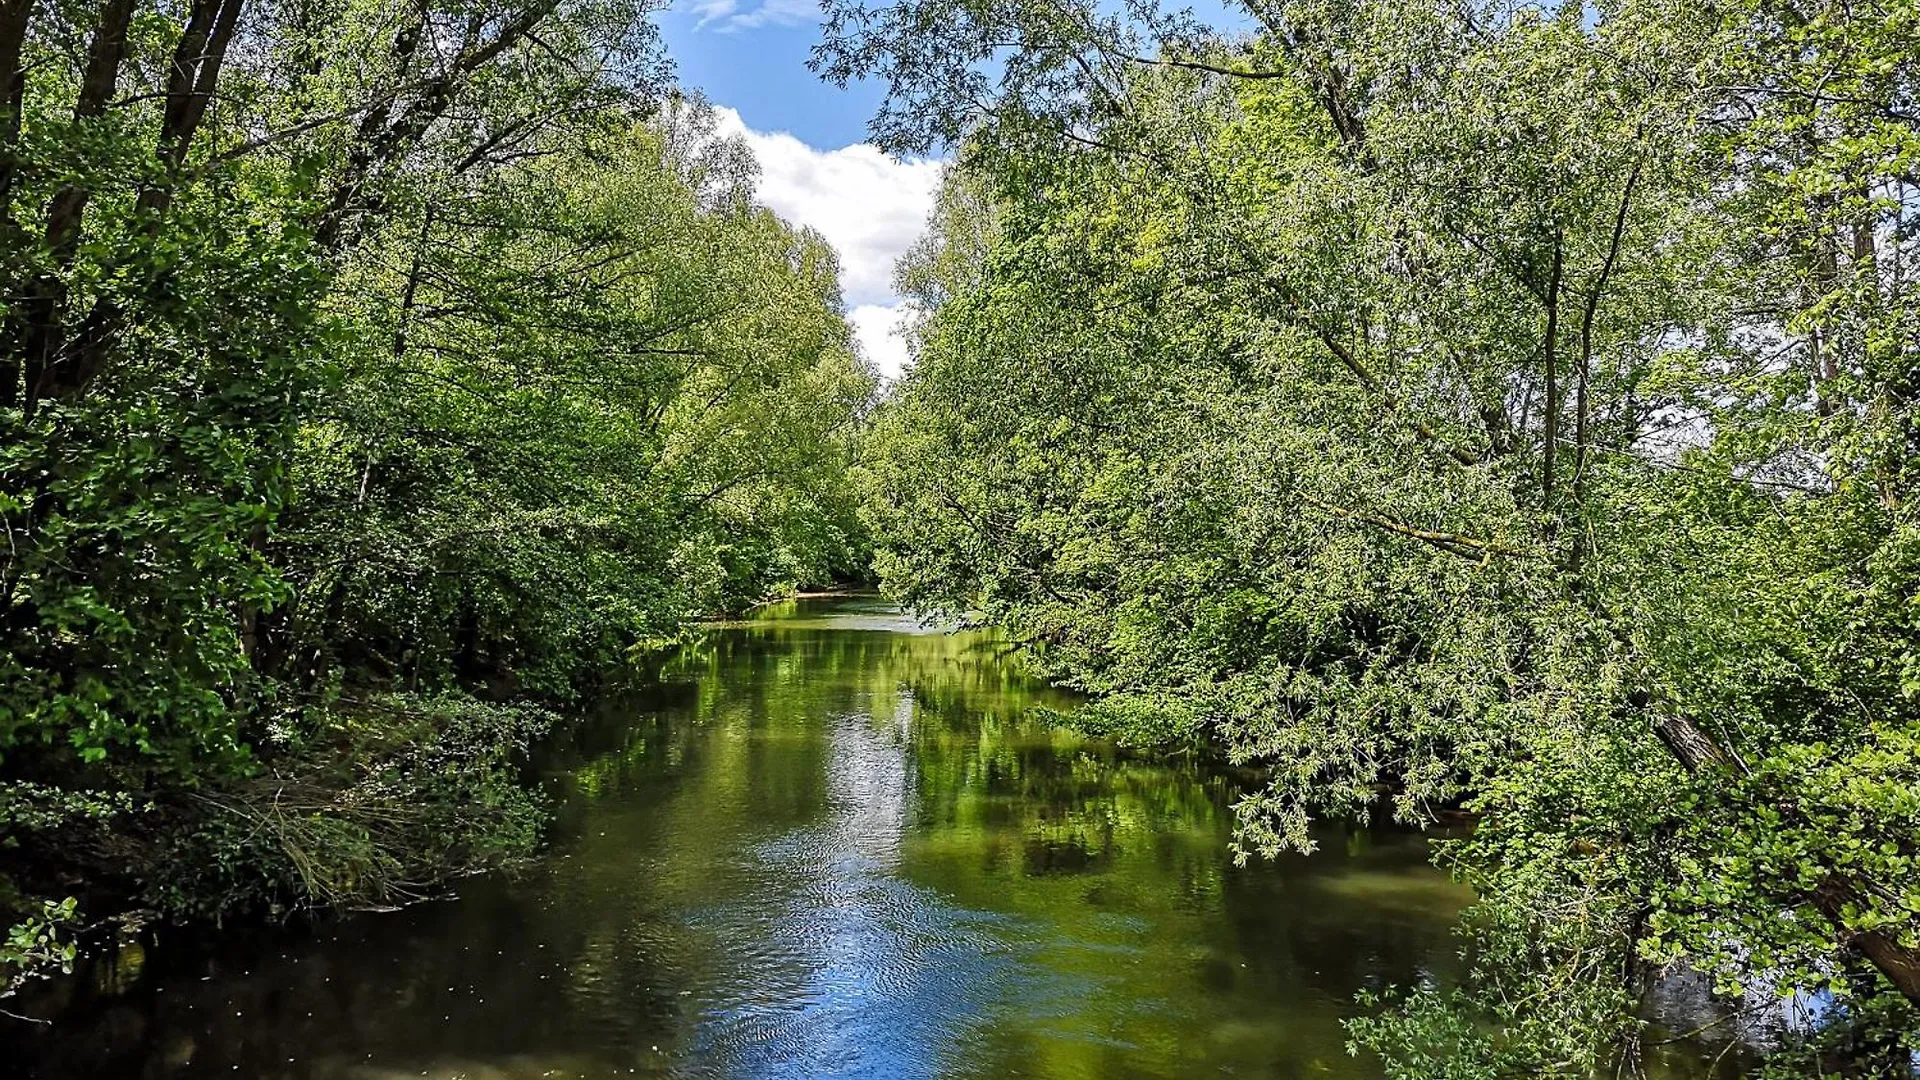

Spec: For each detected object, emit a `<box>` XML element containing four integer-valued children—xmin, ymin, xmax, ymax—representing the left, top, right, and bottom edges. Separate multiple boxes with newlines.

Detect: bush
<box><xmin>143</xmin><ymin>693</ymin><xmax>552</xmax><ymax>920</ymax></box>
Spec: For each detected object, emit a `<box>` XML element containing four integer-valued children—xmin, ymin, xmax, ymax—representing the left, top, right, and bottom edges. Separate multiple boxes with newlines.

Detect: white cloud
<box><xmin>710</xmin><ymin>108</ymin><xmax>941</xmax><ymax>381</ymax></box>
<box><xmin>683</xmin><ymin>0</ymin><xmax>820</xmax><ymax>31</ymax></box>
<box><xmin>719</xmin><ymin>0</ymin><xmax>819</xmax><ymax>29</ymax></box>
<box><xmin>683</xmin><ymin>0</ymin><xmax>738</xmax><ymax>26</ymax></box>
<box><xmin>713</xmin><ymin>107</ymin><xmax>943</xmax><ymax>309</ymax></box>
<box><xmin>848</xmin><ymin>302</ymin><xmax>916</xmax><ymax>381</ymax></box>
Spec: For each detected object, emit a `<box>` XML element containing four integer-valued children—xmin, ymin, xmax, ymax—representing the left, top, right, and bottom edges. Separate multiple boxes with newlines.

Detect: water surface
<box><xmin>11</xmin><ymin>596</ymin><xmax>1498</xmax><ymax>1078</ymax></box>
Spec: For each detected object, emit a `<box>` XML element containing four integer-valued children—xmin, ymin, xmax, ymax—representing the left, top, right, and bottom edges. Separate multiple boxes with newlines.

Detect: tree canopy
<box><xmin>836</xmin><ymin>0</ymin><xmax>1920</xmax><ymax>1069</ymax></box>
<box><xmin>1</xmin><ymin>0</ymin><xmax>872</xmax><ymax>952</ymax></box>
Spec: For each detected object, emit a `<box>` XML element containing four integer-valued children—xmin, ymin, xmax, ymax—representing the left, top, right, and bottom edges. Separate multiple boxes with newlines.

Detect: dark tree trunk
<box><xmin>56</xmin><ymin>0</ymin><xmax>249</xmax><ymax>399</ymax></box>
<box><xmin>0</xmin><ymin>0</ymin><xmax>31</xmax><ymax>214</ymax></box>
<box><xmin>16</xmin><ymin>0</ymin><xmax>136</xmax><ymax>416</ymax></box>
<box><xmin>0</xmin><ymin>0</ymin><xmax>33</xmax><ymax>407</ymax></box>
<box><xmin>1648</xmin><ymin>703</ymin><xmax>1920</xmax><ymax>1006</ymax></box>
<box><xmin>1812</xmin><ymin>878</ymin><xmax>1920</xmax><ymax>1006</ymax></box>
<box><xmin>314</xmin><ymin>0</ymin><xmax>562</xmax><ymax>249</ymax></box>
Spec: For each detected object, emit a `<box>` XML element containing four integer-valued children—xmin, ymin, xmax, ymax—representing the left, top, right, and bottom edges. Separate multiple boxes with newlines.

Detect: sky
<box><xmin>660</xmin><ymin>2</ymin><xmax>938</xmax><ymax>379</ymax></box>
<box><xmin>658</xmin><ymin>0</ymin><xmax>1252</xmax><ymax>378</ymax></box>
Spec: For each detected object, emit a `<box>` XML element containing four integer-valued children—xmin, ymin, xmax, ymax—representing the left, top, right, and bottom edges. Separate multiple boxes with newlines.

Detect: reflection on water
<box><xmin>689</xmin><ymin>692</ymin><xmax>1014</xmax><ymax>1080</ymax></box>
<box><xmin>9</xmin><ymin>595</ymin><xmax>1493</xmax><ymax>1078</ymax></box>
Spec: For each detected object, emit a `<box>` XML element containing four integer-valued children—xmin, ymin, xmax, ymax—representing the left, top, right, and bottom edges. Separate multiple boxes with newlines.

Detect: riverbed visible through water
<box><xmin>3</xmin><ymin>596</ymin><xmax>1739</xmax><ymax>1078</ymax></box>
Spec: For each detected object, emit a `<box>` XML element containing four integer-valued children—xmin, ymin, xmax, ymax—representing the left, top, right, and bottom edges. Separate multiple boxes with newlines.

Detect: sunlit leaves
<box><xmin>854</xmin><ymin>0</ymin><xmax>1920</xmax><ymax>1068</ymax></box>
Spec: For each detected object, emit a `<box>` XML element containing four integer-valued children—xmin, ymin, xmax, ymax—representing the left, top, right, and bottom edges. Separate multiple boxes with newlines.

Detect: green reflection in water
<box><xmin>534</xmin><ymin>596</ymin><xmax>1475</xmax><ymax>1080</ymax></box>
<box><xmin>4</xmin><ymin>595</ymin><xmax>1478</xmax><ymax>1080</ymax></box>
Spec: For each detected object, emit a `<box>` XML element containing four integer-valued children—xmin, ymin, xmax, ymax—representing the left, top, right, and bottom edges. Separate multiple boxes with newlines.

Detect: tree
<box><xmin>841</xmin><ymin>0</ymin><xmax>1920</xmax><ymax>1069</ymax></box>
<box><xmin>2</xmin><ymin>0</ymin><xmax>874</xmax><ymax>951</ymax></box>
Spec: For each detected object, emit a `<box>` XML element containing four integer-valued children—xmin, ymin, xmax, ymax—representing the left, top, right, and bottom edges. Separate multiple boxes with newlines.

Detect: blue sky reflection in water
<box><xmin>684</xmin><ymin>693</ymin><xmax>1015</xmax><ymax>1080</ymax></box>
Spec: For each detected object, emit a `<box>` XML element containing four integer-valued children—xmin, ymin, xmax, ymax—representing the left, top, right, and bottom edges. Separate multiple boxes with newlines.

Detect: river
<box><xmin>3</xmin><ymin>595</ymin><xmax>1737</xmax><ymax>1078</ymax></box>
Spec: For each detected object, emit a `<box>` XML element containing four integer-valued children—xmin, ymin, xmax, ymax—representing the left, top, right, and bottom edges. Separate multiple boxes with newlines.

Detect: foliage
<box><xmin>835</xmin><ymin>0</ymin><xmax>1920</xmax><ymax>1071</ymax></box>
<box><xmin>0</xmin><ymin>782</ymin><xmax>132</xmax><ymax>836</ymax></box>
<box><xmin>0</xmin><ymin>0</ymin><xmax>875</xmax><ymax>964</ymax></box>
<box><xmin>271</xmin><ymin>106</ymin><xmax>874</xmax><ymax>701</ymax></box>
<box><xmin>143</xmin><ymin>694</ymin><xmax>556</xmax><ymax>919</ymax></box>
<box><xmin>1</xmin><ymin>897</ymin><xmax>78</xmax><ymax>996</ymax></box>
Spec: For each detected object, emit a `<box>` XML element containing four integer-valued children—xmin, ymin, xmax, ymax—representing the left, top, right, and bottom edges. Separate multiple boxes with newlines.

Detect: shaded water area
<box><xmin>5</xmin><ymin>596</ymin><xmax>1735</xmax><ymax>1078</ymax></box>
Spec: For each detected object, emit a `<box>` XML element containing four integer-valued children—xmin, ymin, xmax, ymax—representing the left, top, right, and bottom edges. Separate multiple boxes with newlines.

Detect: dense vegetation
<box><xmin>829</xmin><ymin>0</ymin><xmax>1920</xmax><ymax>1071</ymax></box>
<box><xmin>0</xmin><ymin>0</ymin><xmax>870</xmax><ymax>982</ymax></box>
<box><xmin>7</xmin><ymin>0</ymin><xmax>1919</xmax><ymax>1072</ymax></box>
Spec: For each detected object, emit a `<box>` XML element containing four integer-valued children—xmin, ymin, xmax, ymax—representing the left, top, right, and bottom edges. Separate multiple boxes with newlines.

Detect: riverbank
<box><xmin>3</xmin><ymin>578</ymin><xmax>881</xmax><ymax>1012</ymax></box>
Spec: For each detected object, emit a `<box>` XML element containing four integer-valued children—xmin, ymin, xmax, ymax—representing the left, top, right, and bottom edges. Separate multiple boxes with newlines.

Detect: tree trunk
<box><xmin>1811</xmin><ymin>877</ymin><xmax>1920</xmax><ymax>1005</ymax></box>
<box><xmin>0</xmin><ymin>0</ymin><xmax>32</xmax><ymax>408</ymax></box>
<box><xmin>1649</xmin><ymin>704</ymin><xmax>1920</xmax><ymax>1005</ymax></box>
<box><xmin>57</xmin><ymin>0</ymin><xmax>249</xmax><ymax>399</ymax></box>
<box><xmin>314</xmin><ymin>0</ymin><xmax>562</xmax><ymax>249</ymax></box>
<box><xmin>0</xmin><ymin>0</ymin><xmax>31</xmax><ymax>213</ymax></box>
<box><xmin>1541</xmin><ymin>234</ymin><xmax>1563</xmax><ymax>514</ymax></box>
<box><xmin>17</xmin><ymin>0</ymin><xmax>137</xmax><ymax>415</ymax></box>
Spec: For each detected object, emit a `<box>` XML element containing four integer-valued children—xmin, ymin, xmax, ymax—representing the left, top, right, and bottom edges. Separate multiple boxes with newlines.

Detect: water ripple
<box><xmin>683</xmin><ymin>696</ymin><xmax>1021</xmax><ymax>1080</ymax></box>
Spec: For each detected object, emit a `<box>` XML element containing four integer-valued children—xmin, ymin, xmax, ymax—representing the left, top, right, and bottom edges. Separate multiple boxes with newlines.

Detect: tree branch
<box><xmin>1298</xmin><ymin>491</ymin><xmax>1539</xmax><ymax>561</ymax></box>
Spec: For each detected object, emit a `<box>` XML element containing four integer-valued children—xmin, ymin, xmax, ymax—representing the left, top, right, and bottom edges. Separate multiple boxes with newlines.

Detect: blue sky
<box><xmin>660</xmin><ymin>2</ymin><xmax>935</xmax><ymax>378</ymax></box>
<box><xmin>659</xmin><ymin>0</ymin><xmax>1254</xmax><ymax>145</ymax></box>
<box><xmin>661</xmin><ymin>4</ymin><xmax>884</xmax><ymax>147</ymax></box>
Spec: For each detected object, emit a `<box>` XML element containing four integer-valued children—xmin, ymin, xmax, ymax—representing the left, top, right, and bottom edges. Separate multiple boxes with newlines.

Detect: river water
<box><xmin>3</xmin><ymin>596</ymin><xmax>1734</xmax><ymax>1078</ymax></box>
